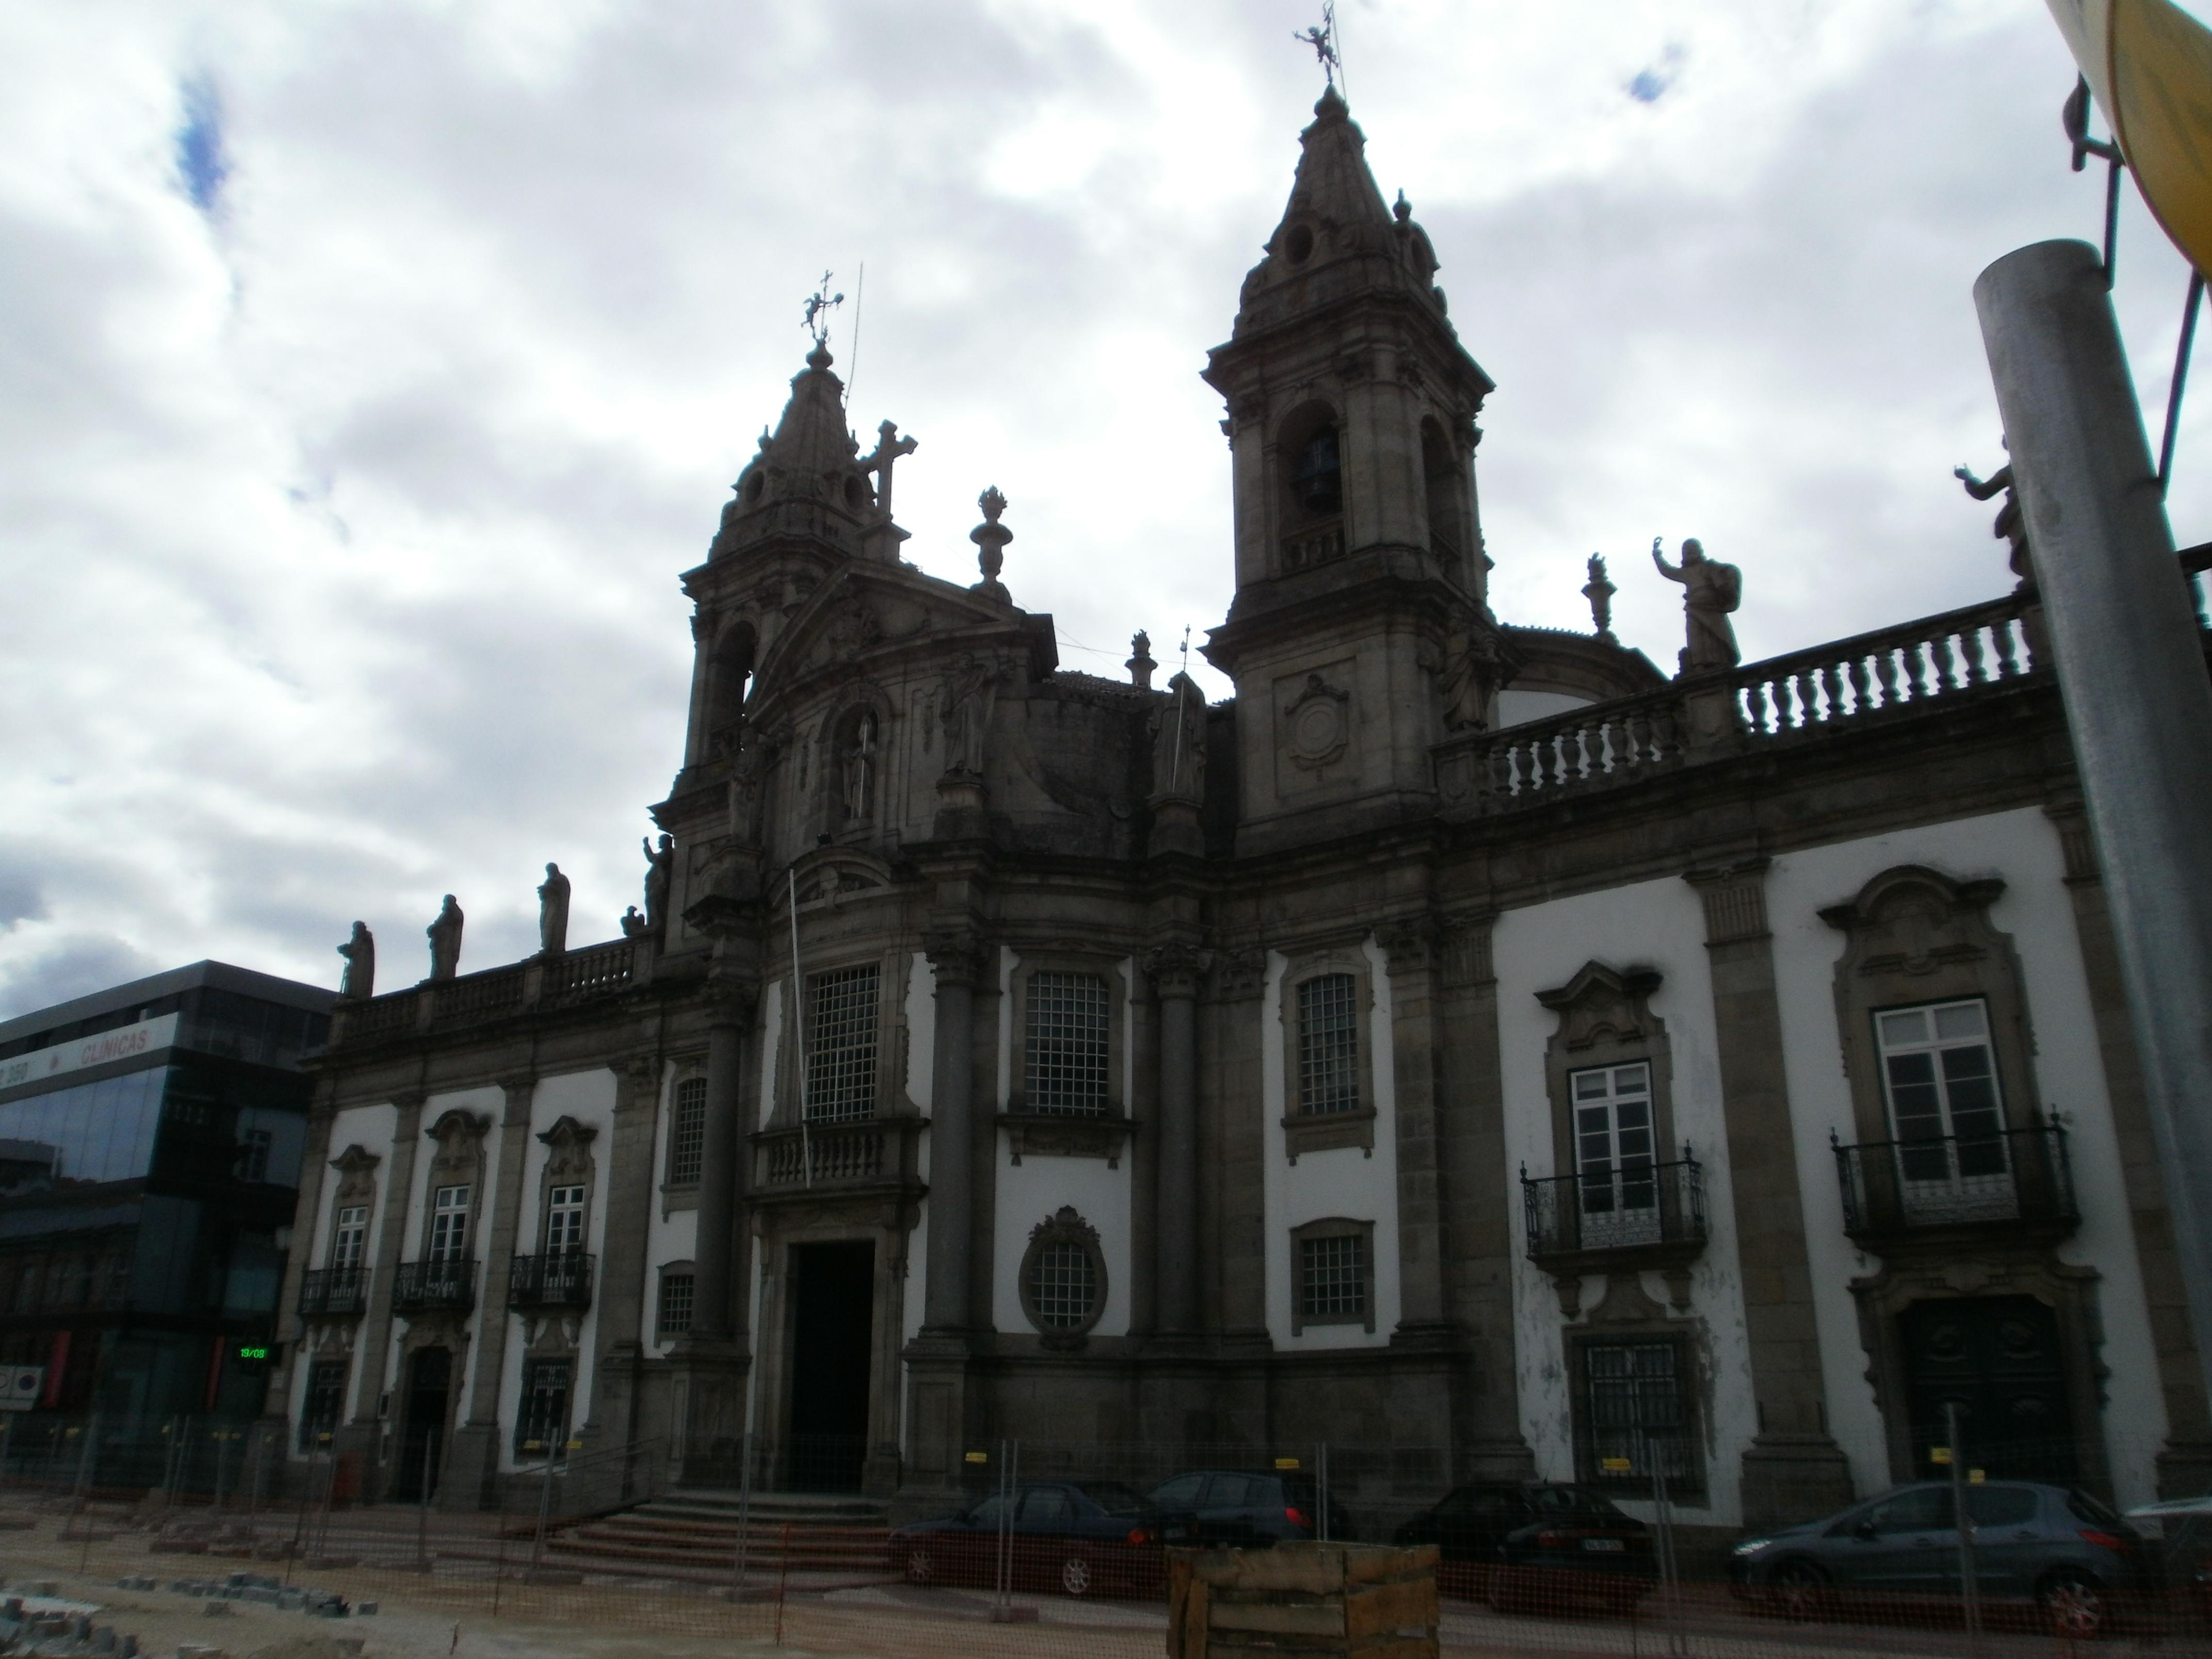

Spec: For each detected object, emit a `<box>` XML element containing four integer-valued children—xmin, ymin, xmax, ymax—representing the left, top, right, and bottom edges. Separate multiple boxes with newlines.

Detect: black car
<box><xmin>1730</xmin><ymin>1481</ymin><xmax>2158</xmax><ymax>1636</ymax></box>
<box><xmin>1147</xmin><ymin>1469</ymin><xmax>1354</xmax><ymax>1547</ymax></box>
<box><xmin>1393</xmin><ymin>1482</ymin><xmax>1655</xmax><ymax>1606</ymax></box>
<box><xmin>890</xmin><ymin>1478</ymin><xmax>1164</xmax><ymax>1598</ymax></box>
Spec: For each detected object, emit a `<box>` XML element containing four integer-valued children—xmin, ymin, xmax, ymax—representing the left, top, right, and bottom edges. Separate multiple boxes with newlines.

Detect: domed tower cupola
<box><xmin>706</xmin><ymin>341</ymin><xmax>910</xmax><ymax>564</ymax></box>
<box><xmin>1200</xmin><ymin>89</ymin><xmax>1511</xmax><ymax>850</ymax></box>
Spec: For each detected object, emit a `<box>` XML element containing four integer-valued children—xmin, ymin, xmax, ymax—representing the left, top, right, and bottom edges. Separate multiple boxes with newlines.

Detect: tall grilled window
<box><xmin>545</xmin><ymin>1185</ymin><xmax>586</xmax><ymax>1254</ymax></box>
<box><xmin>1583</xmin><ymin>1339</ymin><xmax>1696</xmax><ymax>1488</ymax></box>
<box><xmin>1296</xmin><ymin>974</ymin><xmax>1361</xmax><ymax>1115</ymax></box>
<box><xmin>668</xmin><ymin>1076</ymin><xmax>707</xmax><ymax>1186</ymax></box>
<box><xmin>657</xmin><ymin>1268</ymin><xmax>694</xmax><ymax>1340</ymax></box>
<box><xmin>1027</xmin><ymin>1240</ymin><xmax>1098</xmax><ymax>1330</ymax></box>
<box><xmin>1025</xmin><ymin>972</ymin><xmax>1111</xmax><ymax>1115</ymax></box>
<box><xmin>805</xmin><ymin>964</ymin><xmax>880</xmax><ymax>1123</ymax></box>
<box><xmin>1298</xmin><ymin>1232</ymin><xmax>1366</xmax><ymax>1321</ymax></box>
<box><xmin>514</xmin><ymin>1358</ymin><xmax>573</xmax><ymax>1458</ymax></box>
<box><xmin>428</xmin><ymin>1184</ymin><xmax>470</xmax><ymax>1262</ymax></box>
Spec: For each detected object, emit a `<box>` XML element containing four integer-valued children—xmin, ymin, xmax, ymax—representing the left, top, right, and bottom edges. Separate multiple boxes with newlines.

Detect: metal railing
<box><xmin>392</xmin><ymin>1257</ymin><xmax>477</xmax><ymax>1313</ymax></box>
<box><xmin>1522</xmin><ymin>1158</ymin><xmax>1706</xmax><ymax>1261</ymax></box>
<box><xmin>296</xmin><ymin>1266</ymin><xmax>367</xmax><ymax>1316</ymax></box>
<box><xmin>508</xmin><ymin>1251</ymin><xmax>594</xmax><ymax>1311</ymax></box>
<box><xmin>1833</xmin><ymin>1121</ymin><xmax>2078</xmax><ymax>1237</ymax></box>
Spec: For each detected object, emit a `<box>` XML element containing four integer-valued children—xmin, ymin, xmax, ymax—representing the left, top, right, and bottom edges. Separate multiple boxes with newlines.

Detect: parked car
<box><xmin>2126</xmin><ymin>1495</ymin><xmax>2212</xmax><ymax>1627</ymax></box>
<box><xmin>1730</xmin><ymin>1481</ymin><xmax>2157</xmax><ymax>1636</ymax></box>
<box><xmin>1392</xmin><ymin>1482</ymin><xmax>1655</xmax><ymax>1607</ymax></box>
<box><xmin>890</xmin><ymin>1479</ymin><xmax>1164</xmax><ymax>1598</ymax></box>
<box><xmin>1146</xmin><ymin>1469</ymin><xmax>1353</xmax><ymax>1547</ymax></box>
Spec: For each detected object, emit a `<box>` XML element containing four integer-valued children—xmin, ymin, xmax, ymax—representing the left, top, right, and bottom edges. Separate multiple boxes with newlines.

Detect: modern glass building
<box><xmin>0</xmin><ymin>963</ymin><xmax>330</xmax><ymax>1452</ymax></box>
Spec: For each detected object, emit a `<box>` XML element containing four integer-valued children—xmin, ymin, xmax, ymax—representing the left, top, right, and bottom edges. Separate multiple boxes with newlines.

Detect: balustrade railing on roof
<box><xmin>434</xmin><ymin>966</ymin><xmax>527</xmax><ymax>1022</ymax></box>
<box><xmin>546</xmin><ymin>940</ymin><xmax>635</xmax><ymax>1001</ymax></box>
<box><xmin>1436</xmin><ymin>682</ymin><xmax>1688</xmax><ymax>809</ymax></box>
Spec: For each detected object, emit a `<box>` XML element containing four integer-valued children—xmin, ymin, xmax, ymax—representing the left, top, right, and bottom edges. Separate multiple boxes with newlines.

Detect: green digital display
<box><xmin>237</xmin><ymin>1345</ymin><xmax>270</xmax><ymax>1362</ymax></box>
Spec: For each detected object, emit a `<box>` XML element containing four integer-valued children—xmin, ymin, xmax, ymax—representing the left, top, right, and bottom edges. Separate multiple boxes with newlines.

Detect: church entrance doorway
<box><xmin>1899</xmin><ymin>1295</ymin><xmax>2076</xmax><ymax>1483</ymax></box>
<box><xmin>785</xmin><ymin>1241</ymin><xmax>873</xmax><ymax>1493</ymax></box>
<box><xmin>394</xmin><ymin>1346</ymin><xmax>451</xmax><ymax>1503</ymax></box>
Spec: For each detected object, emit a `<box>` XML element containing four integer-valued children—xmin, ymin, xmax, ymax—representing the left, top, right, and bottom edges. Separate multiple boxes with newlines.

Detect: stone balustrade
<box><xmin>329</xmin><ymin>937</ymin><xmax>649</xmax><ymax>1049</ymax></box>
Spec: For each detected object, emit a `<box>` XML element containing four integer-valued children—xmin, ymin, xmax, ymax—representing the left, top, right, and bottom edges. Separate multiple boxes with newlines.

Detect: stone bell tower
<box><xmin>1201</xmin><ymin>87</ymin><xmax>1508</xmax><ymax>848</ymax></box>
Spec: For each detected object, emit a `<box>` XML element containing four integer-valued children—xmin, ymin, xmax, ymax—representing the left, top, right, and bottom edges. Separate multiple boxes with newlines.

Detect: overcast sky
<box><xmin>3</xmin><ymin>0</ymin><xmax>2207</xmax><ymax>1018</ymax></box>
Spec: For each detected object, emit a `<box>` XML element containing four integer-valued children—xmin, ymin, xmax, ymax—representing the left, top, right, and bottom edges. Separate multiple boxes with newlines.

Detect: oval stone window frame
<box><xmin>1017</xmin><ymin>1206</ymin><xmax>1108</xmax><ymax>1351</ymax></box>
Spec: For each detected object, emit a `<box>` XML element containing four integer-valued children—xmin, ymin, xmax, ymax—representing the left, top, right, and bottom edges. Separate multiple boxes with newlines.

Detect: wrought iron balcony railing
<box><xmin>391</xmin><ymin>1257</ymin><xmax>476</xmax><ymax>1314</ymax></box>
<box><xmin>297</xmin><ymin>1266</ymin><xmax>368</xmax><ymax>1317</ymax></box>
<box><xmin>1833</xmin><ymin>1122</ymin><xmax>2077</xmax><ymax>1240</ymax></box>
<box><xmin>508</xmin><ymin>1251</ymin><xmax>594</xmax><ymax>1311</ymax></box>
<box><xmin>1522</xmin><ymin>1157</ymin><xmax>1707</xmax><ymax>1266</ymax></box>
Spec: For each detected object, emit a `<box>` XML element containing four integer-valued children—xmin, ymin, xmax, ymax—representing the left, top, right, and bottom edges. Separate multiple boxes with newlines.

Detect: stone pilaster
<box><xmin>2046</xmin><ymin>802</ymin><xmax>2212</xmax><ymax>1494</ymax></box>
<box><xmin>1209</xmin><ymin>951</ymin><xmax>1272</xmax><ymax>1352</ymax></box>
<box><xmin>1684</xmin><ymin>859</ymin><xmax>1853</xmax><ymax>1528</ymax></box>
<box><xmin>447</xmin><ymin>1075</ymin><xmax>535</xmax><ymax>1502</ymax></box>
<box><xmin>1146</xmin><ymin>944</ymin><xmax>1209</xmax><ymax>1336</ymax></box>
<box><xmin>345</xmin><ymin>1091</ymin><xmax>424</xmax><ymax>1487</ymax></box>
<box><xmin>1381</xmin><ymin>920</ymin><xmax>1452</xmax><ymax>1337</ymax></box>
<box><xmin>583</xmin><ymin>1055</ymin><xmax>665</xmax><ymax>1452</ymax></box>
<box><xmin>1434</xmin><ymin>910</ymin><xmax>1536</xmax><ymax>1478</ymax></box>
<box><xmin>672</xmin><ymin>971</ymin><xmax>753</xmax><ymax>1486</ymax></box>
<box><xmin>920</xmin><ymin>930</ymin><xmax>987</xmax><ymax>1332</ymax></box>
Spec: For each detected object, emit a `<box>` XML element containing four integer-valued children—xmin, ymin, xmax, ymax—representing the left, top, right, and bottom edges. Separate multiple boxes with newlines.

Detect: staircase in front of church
<box><xmin>542</xmin><ymin>1488</ymin><xmax>893</xmax><ymax>1587</ymax></box>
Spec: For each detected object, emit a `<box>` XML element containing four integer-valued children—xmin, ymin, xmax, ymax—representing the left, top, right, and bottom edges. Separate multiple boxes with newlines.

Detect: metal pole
<box><xmin>527</xmin><ymin>1446</ymin><xmax>555</xmax><ymax>1582</ymax></box>
<box><xmin>1946</xmin><ymin>1402</ymin><xmax>1981</xmax><ymax>1657</ymax></box>
<box><xmin>416</xmin><ymin>1430</ymin><xmax>434</xmax><ymax>1572</ymax></box>
<box><xmin>2160</xmin><ymin>271</ymin><xmax>2205</xmax><ymax>494</ymax></box>
<box><xmin>1316</xmin><ymin>1443</ymin><xmax>1329</xmax><ymax>1543</ymax></box>
<box><xmin>1976</xmin><ymin>239</ymin><xmax>2212</xmax><ymax>1413</ymax></box>
<box><xmin>732</xmin><ymin>1429</ymin><xmax>753</xmax><ymax>1599</ymax></box>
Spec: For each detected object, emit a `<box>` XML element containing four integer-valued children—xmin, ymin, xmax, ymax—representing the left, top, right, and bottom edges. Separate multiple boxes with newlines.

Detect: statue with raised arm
<box><xmin>537</xmin><ymin>863</ymin><xmax>572</xmax><ymax>957</ymax></box>
<box><xmin>336</xmin><ymin>922</ymin><xmax>375</xmax><ymax>1000</ymax></box>
<box><xmin>427</xmin><ymin>895</ymin><xmax>464</xmax><ymax>982</ymax></box>
<box><xmin>641</xmin><ymin>832</ymin><xmax>675</xmax><ymax>933</ymax></box>
<box><xmin>1956</xmin><ymin>449</ymin><xmax>2030</xmax><ymax>582</ymax></box>
<box><xmin>1651</xmin><ymin>536</ymin><xmax>1742</xmax><ymax>675</ymax></box>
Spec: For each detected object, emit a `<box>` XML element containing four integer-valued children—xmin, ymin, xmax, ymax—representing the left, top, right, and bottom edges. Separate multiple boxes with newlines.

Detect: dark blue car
<box><xmin>890</xmin><ymin>1478</ymin><xmax>1164</xmax><ymax>1598</ymax></box>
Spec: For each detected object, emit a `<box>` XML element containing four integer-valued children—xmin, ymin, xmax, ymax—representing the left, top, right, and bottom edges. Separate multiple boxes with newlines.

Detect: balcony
<box><xmin>749</xmin><ymin>1116</ymin><xmax>925</xmax><ymax>1208</ymax></box>
<box><xmin>1521</xmin><ymin>1157</ymin><xmax>1708</xmax><ymax>1277</ymax></box>
<box><xmin>297</xmin><ymin>1267</ymin><xmax>368</xmax><ymax>1318</ymax></box>
<box><xmin>508</xmin><ymin>1251</ymin><xmax>594</xmax><ymax>1312</ymax></box>
<box><xmin>391</xmin><ymin>1258</ymin><xmax>477</xmax><ymax>1314</ymax></box>
<box><xmin>1833</xmin><ymin>1123</ymin><xmax>2077</xmax><ymax>1245</ymax></box>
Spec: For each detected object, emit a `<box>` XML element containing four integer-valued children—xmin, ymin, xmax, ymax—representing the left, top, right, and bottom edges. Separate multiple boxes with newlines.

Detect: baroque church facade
<box><xmin>276</xmin><ymin>88</ymin><xmax>2212</xmax><ymax>1535</ymax></box>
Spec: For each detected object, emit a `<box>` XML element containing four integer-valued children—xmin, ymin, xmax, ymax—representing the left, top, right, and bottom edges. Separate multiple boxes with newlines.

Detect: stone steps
<box><xmin>541</xmin><ymin>1488</ymin><xmax>893</xmax><ymax>1581</ymax></box>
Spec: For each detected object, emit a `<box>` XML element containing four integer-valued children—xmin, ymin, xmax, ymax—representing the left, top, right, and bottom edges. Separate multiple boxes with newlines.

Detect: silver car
<box><xmin>1729</xmin><ymin>1481</ymin><xmax>2156</xmax><ymax>1636</ymax></box>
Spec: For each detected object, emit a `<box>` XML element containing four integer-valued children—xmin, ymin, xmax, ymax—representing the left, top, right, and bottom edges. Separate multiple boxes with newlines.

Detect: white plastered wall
<box><xmin>988</xmin><ymin>953</ymin><xmax>1135</xmax><ymax>1339</ymax></box>
<box><xmin>1494</xmin><ymin>877</ymin><xmax>1756</xmax><ymax>1527</ymax></box>
<box><xmin>1262</xmin><ymin>938</ymin><xmax>1403</xmax><ymax>1352</ymax></box>
<box><xmin>1764</xmin><ymin>808</ymin><xmax>2169</xmax><ymax>1507</ymax></box>
<box><xmin>492</xmin><ymin>1066</ymin><xmax>615</xmax><ymax>1473</ymax></box>
<box><xmin>643</xmin><ymin>1058</ymin><xmax>698</xmax><ymax>1359</ymax></box>
<box><xmin>296</xmin><ymin>1100</ymin><xmax>397</xmax><ymax>1427</ymax></box>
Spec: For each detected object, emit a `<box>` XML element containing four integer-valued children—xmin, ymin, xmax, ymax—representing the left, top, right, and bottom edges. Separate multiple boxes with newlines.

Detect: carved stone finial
<box><xmin>1393</xmin><ymin>188</ymin><xmax>1411</xmax><ymax>223</ymax></box>
<box><xmin>1127</xmin><ymin>630</ymin><xmax>1157</xmax><ymax>691</ymax></box>
<box><xmin>970</xmin><ymin>487</ymin><xmax>1013</xmax><ymax>603</ymax></box>
<box><xmin>1583</xmin><ymin>553</ymin><xmax>1618</xmax><ymax>644</ymax></box>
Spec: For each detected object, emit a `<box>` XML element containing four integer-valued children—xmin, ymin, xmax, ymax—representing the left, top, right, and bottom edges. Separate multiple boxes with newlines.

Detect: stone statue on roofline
<box><xmin>1150</xmin><ymin>672</ymin><xmax>1207</xmax><ymax>803</ymax></box>
<box><xmin>1956</xmin><ymin>442</ymin><xmax>2031</xmax><ymax>584</ymax></box>
<box><xmin>641</xmin><ymin>832</ymin><xmax>674</xmax><ymax>934</ymax></box>
<box><xmin>1652</xmin><ymin>536</ymin><xmax>1742</xmax><ymax>675</ymax></box>
<box><xmin>336</xmin><ymin>922</ymin><xmax>375</xmax><ymax>1000</ymax></box>
<box><xmin>537</xmin><ymin>863</ymin><xmax>571</xmax><ymax>957</ymax></box>
<box><xmin>426</xmin><ymin>895</ymin><xmax>464</xmax><ymax>982</ymax></box>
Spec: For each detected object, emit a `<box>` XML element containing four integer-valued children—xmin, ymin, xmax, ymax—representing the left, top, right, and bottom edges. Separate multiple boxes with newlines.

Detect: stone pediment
<box><xmin>781</xmin><ymin>847</ymin><xmax>900</xmax><ymax>913</ymax></box>
<box><xmin>749</xmin><ymin>566</ymin><xmax>1033</xmax><ymax>711</ymax></box>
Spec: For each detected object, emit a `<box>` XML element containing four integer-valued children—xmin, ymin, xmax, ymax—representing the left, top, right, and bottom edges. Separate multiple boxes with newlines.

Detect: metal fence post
<box><xmin>1947</xmin><ymin>1402</ymin><xmax>1982</xmax><ymax>1656</ymax></box>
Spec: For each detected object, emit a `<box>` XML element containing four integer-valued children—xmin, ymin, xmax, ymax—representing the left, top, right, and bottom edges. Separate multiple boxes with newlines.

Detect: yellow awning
<box><xmin>2046</xmin><ymin>0</ymin><xmax>2212</xmax><ymax>275</ymax></box>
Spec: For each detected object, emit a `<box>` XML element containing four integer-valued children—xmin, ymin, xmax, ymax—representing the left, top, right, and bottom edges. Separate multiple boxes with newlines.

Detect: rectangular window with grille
<box><xmin>1582</xmin><ymin>1338</ymin><xmax>1697</xmax><ymax>1489</ymax></box>
<box><xmin>514</xmin><ymin>1358</ymin><xmax>573</xmax><ymax>1458</ymax></box>
<box><xmin>668</xmin><ymin>1077</ymin><xmax>706</xmax><ymax>1185</ymax></box>
<box><xmin>1024</xmin><ymin>972</ymin><xmax>1111</xmax><ymax>1115</ymax></box>
<box><xmin>428</xmin><ymin>1184</ymin><xmax>470</xmax><ymax>1262</ymax></box>
<box><xmin>545</xmin><ymin>1185</ymin><xmax>586</xmax><ymax>1254</ymax></box>
<box><xmin>1298</xmin><ymin>1232</ymin><xmax>1366</xmax><ymax>1321</ymax></box>
<box><xmin>331</xmin><ymin>1205</ymin><xmax>367</xmax><ymax>1270</ymax></box>
<box><xmin>1296</xmin><ymin>973</ymin><xmax>1361</xmax><ymax>1115</ymax></box>
<box><xmin>805</xmin><ymin>964</ymin><xmax>879</xmax><ymax>1123</ymax></box>
<box><xmin>657</xmin><ymin>1270</ymin><xmax>694</xmax><ymax>1340</ymax></box>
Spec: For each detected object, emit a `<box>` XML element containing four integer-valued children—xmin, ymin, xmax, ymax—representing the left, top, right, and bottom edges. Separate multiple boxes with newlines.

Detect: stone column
<box><xmin>1685</xmin><ymin>860</ymin><xmax>1853</xmax><ymax>1528</ymax></box>
<box><xmin>692</xmin><ymin>980</ymin><xmax>750</xmax><ymax>1340</ymax></box>
<box><xmin>2046</xmin><ymin>803</ymin><xmax>2212</xmax><ymax>1494</ymax></box>
<box><xmin>448</xmin><ymin>1075</ymin><xmax>535</xmax><ymax>1500</ymax></box>
<box><xmin>921</xmin><ymin>931</ymin><xmax>986</xmax><ymax>1332</ymax></box>
<box><xmin>1147</xmin><ymin>945</ymin><xmax>1207</xmax><ymax>1336</ymax></box>
<box><xmin>345</xmin><ymin>1092</ymin><xmax>424</xmax><ymax>1485</ymax></box>
<box><xmin>1382</xmin><ymin>921</ymin><xmax>1451</xmax><ymax>1336</ymax></box>
<box><xmin>1435</xmin><ymin>911</ymin><xmax>1537</xmax><ymax>1478</ymax></box>
<box><xmin>585</xmin><ymin>1056</ymin><xmax>665</xmax><ymax>1449</ymax></box>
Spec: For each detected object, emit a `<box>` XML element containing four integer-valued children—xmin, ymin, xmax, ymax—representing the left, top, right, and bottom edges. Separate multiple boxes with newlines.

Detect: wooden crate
<box><xmin>1166</xmin><ymin>1541</ymin><xmax>1439</xmax><ymax>1658</ymax></box>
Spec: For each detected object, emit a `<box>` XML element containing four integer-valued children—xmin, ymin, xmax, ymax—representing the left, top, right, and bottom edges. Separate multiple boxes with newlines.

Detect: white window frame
<box><xmin>1569</xmin><ymin>1062</ymin><xmax>1660</xmax><ymax>1248</ymax></box>
<box><xmin>428</xmin><ymin>1183</ymin><xmax>471</xmax><ymax>1262</ymax></box>
<box><xmin>1874</xmin><ymin>996</ymin><xmax>2012</xmax><ymax>1220</ymax></box>
<box><xmin>545</xmin><ymin>1184</ymin><xmax>587</xmax><ymax>1255</ymax></box>
<box><xmin>330</xmin><ymin>1205</ymin><xmax>367</xmax><ymax>1271</ymax></box>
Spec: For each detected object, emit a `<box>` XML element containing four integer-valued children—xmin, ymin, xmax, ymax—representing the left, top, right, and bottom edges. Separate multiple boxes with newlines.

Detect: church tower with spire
<box><xmin>1202</xmin><ymin>86</ymin><xmax>1508</xmax><ymax>848</ymax></box>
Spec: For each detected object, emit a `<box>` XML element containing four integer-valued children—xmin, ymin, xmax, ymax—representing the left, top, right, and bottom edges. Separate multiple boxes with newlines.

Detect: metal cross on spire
<box><xmin>1296</xmin><ymin>2</ymin><xmax>1340</xmax><ymax>90</ymax></box>
<box><xmin>802</xmin><ymin>270</ymin><xmax>844</xmax><ymax>347</ymax></box>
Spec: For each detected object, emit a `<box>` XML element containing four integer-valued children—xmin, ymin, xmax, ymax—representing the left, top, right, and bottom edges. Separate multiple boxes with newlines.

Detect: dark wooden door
<box><xmin>1899</xmin><ymin>1296</ymin><xmax>2075</xmax><ymax>1483</ymax></box>
<box><xmin>786</xmin><ymin>1241</ymin><xmax>873</xmax><ymax>1492</ymax></box>
<box><xmin>395</xmin><ymin>1345</ymin><xmax>450</xmax><ymax>1502</ymax></box>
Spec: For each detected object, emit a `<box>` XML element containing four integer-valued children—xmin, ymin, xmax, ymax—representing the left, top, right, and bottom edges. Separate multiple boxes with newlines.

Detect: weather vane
<box><xmin>1296</xmin><ymin>2</ymin><xmax>1340</xmax><ymax>90</ymax></box>
<box><xmin>802</xmin><ymin>270</ymin><xmax>844</xmax><ymax>347</ymax></box>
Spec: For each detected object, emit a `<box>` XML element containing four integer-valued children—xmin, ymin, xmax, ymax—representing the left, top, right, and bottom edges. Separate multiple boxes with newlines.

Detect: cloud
<box><xmin>1627</xmin><ymin>44</ymin><xmax>1685</xmax><ymax>104</ymax></box>
<box><xmin>174</xmin><ymin>72</ymin><xmax>228</xmax><ymax>215</ymax></box>
<box><xmin>0</xmin><ymin>935</ymin><xmax>161</xmax><ymax>1023</ymax></box>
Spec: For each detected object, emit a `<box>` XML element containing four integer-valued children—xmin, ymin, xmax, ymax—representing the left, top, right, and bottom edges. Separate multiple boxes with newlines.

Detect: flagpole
<box><xmin>788</xmin><ymin>867</ymin><xmax>812</xmax><ymax>1189</ymax></box>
